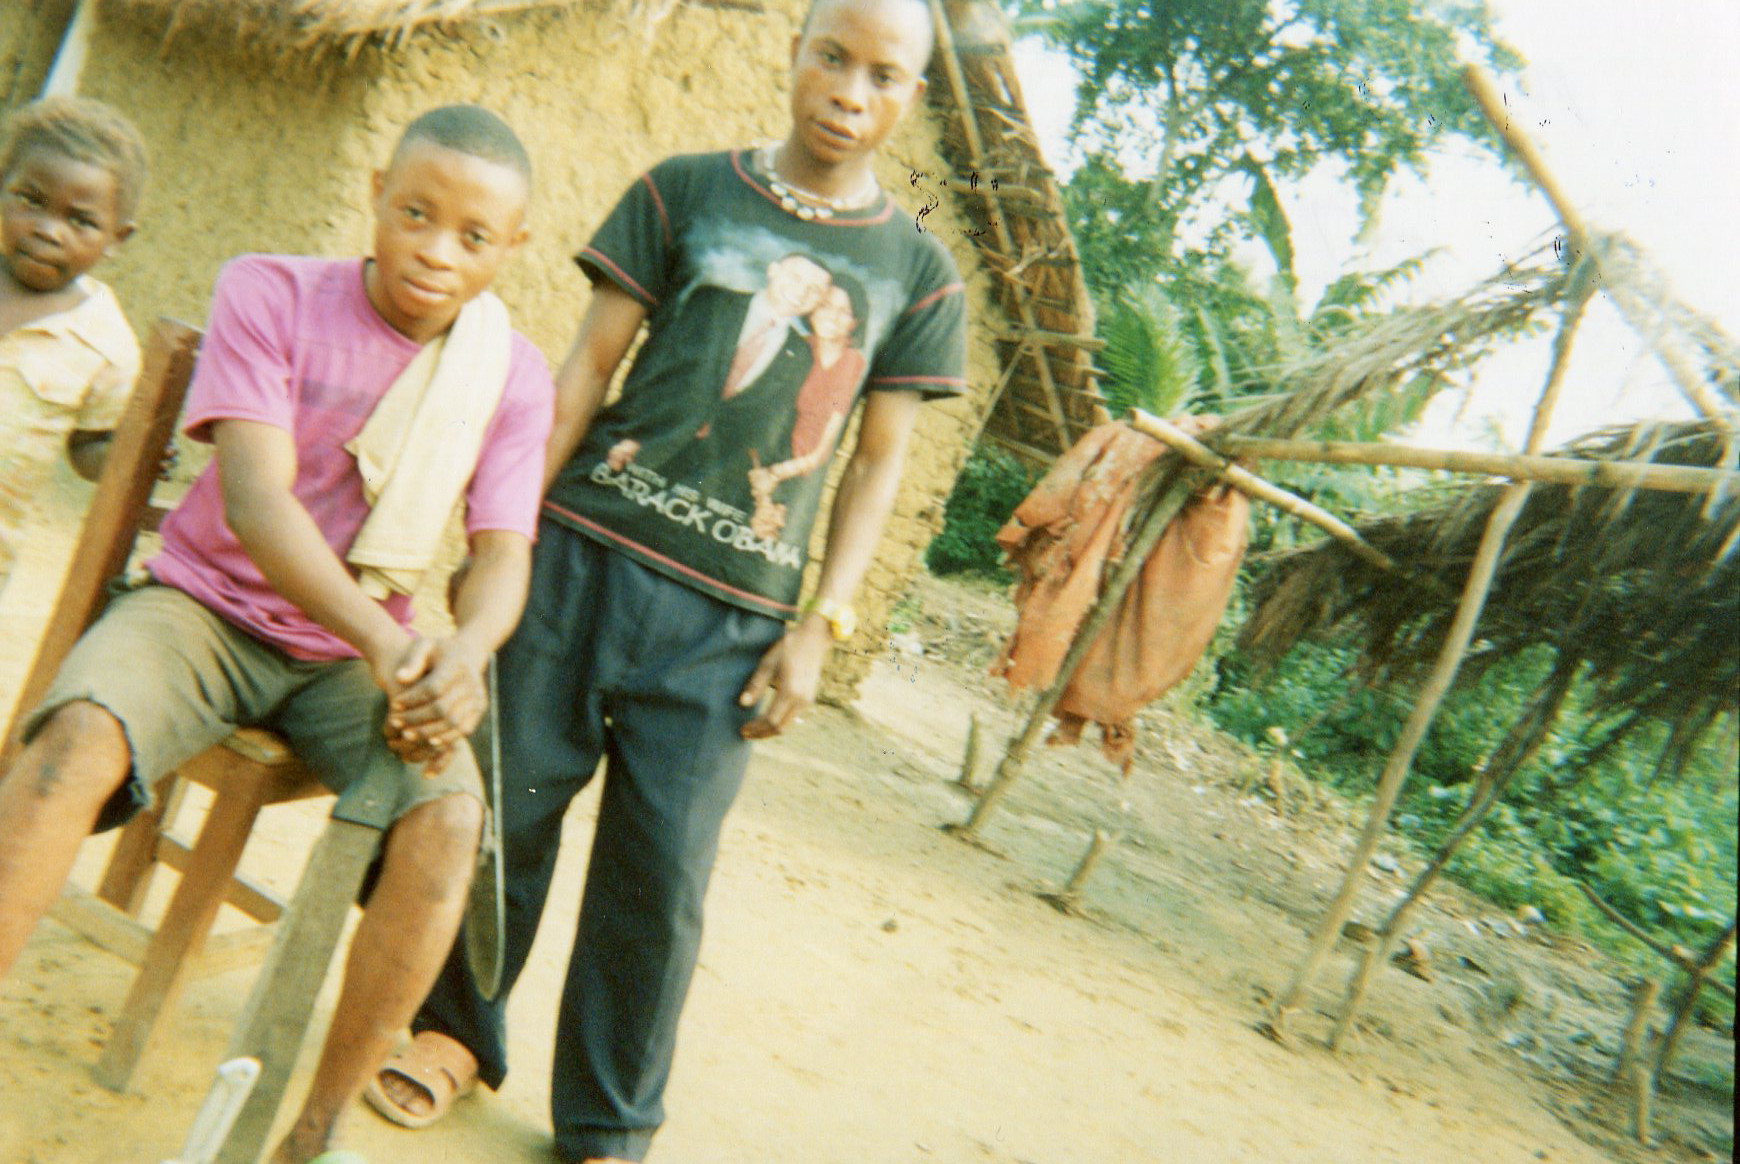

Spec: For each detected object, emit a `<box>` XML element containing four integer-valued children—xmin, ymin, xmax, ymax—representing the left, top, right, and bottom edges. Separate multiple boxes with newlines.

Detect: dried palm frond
<box><xmin>1595</xmin><ymin>233</ymin><xmax>1740</xmax><ymax>422</ymax></box>
<box><xmin>1214</xmin><ymin>241</ymin><xmax>1569</xmax><ymax>443</ymax></box>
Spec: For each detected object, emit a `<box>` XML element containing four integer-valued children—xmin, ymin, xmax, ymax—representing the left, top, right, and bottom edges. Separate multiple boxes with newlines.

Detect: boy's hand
<box><xmin>738</xmin><ymin>617</ymin><xmax>831</xmax><ymax>739</ymax></box>
<box><xmin>384</xmin><ymin>635</ymin><xmax>491</xmax><ymax>773</ymax></box>
<box><xmin>362</xmin><ymin>630</ymin><xmax>421</xmax><ymax>697</ymax></box>
<box><xmin>605</xmin><ymin>438</ymin><xmax>640</xmax><ymax>471</ymax></box>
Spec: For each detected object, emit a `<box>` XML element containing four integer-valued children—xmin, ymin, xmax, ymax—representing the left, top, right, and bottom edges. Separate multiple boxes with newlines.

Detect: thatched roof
<box><xmin>114</xmin><ymin>0</ymin><xmax>574</xmax><ymax>54</ymax></box>
<box><xmin>1239</xmin><ymin>415</ymin><xmax>1740</xmax><ymax>763</ymax></box>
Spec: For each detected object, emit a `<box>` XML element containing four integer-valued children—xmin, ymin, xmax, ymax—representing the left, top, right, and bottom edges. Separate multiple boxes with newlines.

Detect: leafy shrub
<box><xmin>926</xmin><ymin>448</ymin><xmax>1036</xmax><ymax>578</ymax></box>
<box><xmin>1207</xmin><ymin>638</ymin><xmax>1737</xmax><ymax>1018</ymax></box>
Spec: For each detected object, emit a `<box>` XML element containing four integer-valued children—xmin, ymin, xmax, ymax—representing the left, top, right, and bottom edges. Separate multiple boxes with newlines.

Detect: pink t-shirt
<box><xmin>150</xmin><ymin>254</ymin><xmax>554</xmax><ymax>661</ymax></box>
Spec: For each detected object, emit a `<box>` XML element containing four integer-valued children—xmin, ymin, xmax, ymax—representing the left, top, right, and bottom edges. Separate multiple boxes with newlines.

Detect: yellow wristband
<box><xmin>803</xmin><ymin>596</ymin><xmax>858</xmax><ymax>642</ymax></box>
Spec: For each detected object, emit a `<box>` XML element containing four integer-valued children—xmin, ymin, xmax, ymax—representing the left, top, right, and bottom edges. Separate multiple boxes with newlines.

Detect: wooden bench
<box><xmin>1</xmin><ymin>319</ymin><xmax>385</xmax><ymax>1164</ymax></box>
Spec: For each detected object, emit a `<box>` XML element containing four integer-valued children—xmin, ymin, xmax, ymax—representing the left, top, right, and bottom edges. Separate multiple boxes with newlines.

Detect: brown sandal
<box><xmin>363</xmin><ymin>1030</ymin><xmax>478</xmax><ymax>1129</ymax></box>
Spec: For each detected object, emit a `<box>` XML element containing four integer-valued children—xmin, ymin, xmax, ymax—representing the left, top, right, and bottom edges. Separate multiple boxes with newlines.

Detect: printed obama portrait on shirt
<box><xmin>555</xmin><ymin>150</ymin><xmax>966</xmax><ymax>620</ymax></box>
<box><xmin>581</xmin><ymin>220</ymin><xmax>888</xmax><ymax>570</ymax></box>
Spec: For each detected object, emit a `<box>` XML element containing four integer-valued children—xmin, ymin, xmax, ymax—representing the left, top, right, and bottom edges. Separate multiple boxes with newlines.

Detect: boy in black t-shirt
<box><xmin>369</xmin><ymin>0</ymin><xmax>966</xmax><ymax>1159</ymax></box>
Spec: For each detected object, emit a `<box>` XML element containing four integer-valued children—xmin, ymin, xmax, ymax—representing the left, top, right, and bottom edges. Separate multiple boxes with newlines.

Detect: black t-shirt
<box><xmin>546</xmin><ymin>149</ymin><xmax>968</xmax><ymax>619</ymax></box>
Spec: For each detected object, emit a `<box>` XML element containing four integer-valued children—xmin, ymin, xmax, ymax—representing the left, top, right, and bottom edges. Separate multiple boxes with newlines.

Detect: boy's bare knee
<box><xmin>6</xmin><ymin>701</ymin><xmax>130</xmax><ymax>805</ymax></box>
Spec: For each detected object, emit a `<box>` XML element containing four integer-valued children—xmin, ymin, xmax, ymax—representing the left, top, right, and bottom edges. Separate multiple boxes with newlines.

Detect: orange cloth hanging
<box><xmin>992</xmin><ymin>421</ymin><xmax>1249</xmax><ymax>771</ymax></box>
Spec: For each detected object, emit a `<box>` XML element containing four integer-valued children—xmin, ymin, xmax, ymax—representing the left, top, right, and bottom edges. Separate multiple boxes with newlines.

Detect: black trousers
<box><xmin>414</xmin><ymin>519</ymin><xmax>783</xmax><ymax>1162</ymax></box>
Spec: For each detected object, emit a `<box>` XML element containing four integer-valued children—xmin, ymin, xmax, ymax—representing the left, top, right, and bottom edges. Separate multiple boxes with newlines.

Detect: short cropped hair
<box><xmin>801</xmin><ymin>0</ymin><xmax>935</xmax><ymax>72</ymax></box>
<box><xmin>0</xmin><ymin>96</ymin><xmax>150</xmax><ymax>221</ymax></box>
<box><xmin>393</xmin><ymin>105</ymin><xmax>532</xmax><ymax>187</ymax></box>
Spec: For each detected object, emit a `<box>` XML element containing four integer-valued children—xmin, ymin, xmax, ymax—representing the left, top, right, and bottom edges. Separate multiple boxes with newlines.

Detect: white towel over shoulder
<box><xmin>345</xmin><ymin>291</ymin><xmax>512</xmax><ymax>600</ymax></box>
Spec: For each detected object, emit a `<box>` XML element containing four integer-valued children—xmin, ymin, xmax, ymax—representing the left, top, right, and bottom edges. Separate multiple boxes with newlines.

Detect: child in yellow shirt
<box><xmin>0</xmin><ymin>95</ymin><xmax>148</xmax><ymax>595</ymax></box>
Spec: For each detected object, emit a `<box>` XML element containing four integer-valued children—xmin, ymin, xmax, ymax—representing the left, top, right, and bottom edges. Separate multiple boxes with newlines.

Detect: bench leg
<box><xmin>95</xmin><ymin>781</ymin><xmax>264</xmax><ymax>1093</ymax></box>
<box><xmin>215</xmin><ymin>819</ymin><xmax>379</xmax><ymax>1164</ymax></box>
<box><xmin>96</xmin><ymin>775</ymin><xmax>188</xmax><ymax>916</ymax></box>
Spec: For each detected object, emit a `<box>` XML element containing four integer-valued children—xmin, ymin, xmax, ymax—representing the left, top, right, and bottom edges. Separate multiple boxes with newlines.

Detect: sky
<box><xmin>1010</xmin><ymin>1</ymin><xmax>1740</xmax><ymax>450</ymax></box>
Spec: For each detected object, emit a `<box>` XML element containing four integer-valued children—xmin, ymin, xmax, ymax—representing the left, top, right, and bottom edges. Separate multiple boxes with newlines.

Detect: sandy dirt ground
<box><xmin>1</xmin><ymin>481</ymin><xmax>1732</xmax><ymax>1164</ymax></box>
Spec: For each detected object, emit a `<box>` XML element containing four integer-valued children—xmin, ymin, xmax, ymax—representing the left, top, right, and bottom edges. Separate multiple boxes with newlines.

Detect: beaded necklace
<box><xmin>754</xmin><ymin>143</ymin><xmax>880</xmax><ymax>220</ymax></box>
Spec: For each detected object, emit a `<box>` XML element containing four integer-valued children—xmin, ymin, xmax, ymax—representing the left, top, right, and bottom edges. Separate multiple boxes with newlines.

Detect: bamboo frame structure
<box><xmin>1129</xmin><ymin>412</ymin><xmax>1397</xmax><ymax>571</ymax></box>
<box><xmin>1577</xmin><ymin>882</ymin><xmax>1737</xmax><ymax>1000</ymax></box>
<box><xmin>1465</xmin><ymin>64</ymin><xmax>1733</xmax><ymax>434</ymax></box>
<box><xmin>951</xmin><ymin>62</ymin><xmax>1734</xmax><ymax>1046</ymax></box>
<box><xmin>1295</xmin><ymin>265</ymin><xmax>1599</xmax><ymax>1045</ymax></box>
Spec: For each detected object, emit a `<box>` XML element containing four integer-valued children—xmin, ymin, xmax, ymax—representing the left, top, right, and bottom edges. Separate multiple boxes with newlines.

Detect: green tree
<box><xmin>1022</xmin><ymin>0</ymin><xmax>1523</xmax><ymax>298</ymax></box>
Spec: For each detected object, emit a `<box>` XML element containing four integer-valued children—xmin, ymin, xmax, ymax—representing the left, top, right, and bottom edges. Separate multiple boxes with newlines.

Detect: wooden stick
<box><xmin>1330</xmin><ymin>662</ymin><xmax>1578</xmax><ymax>1049</ymax></box>
<box><xmin>1128</xmin><ymin>411</ymin><xmax>1397</xmax><ymax>571</ymax></box>
<box><xmin>1576</xmin><ymin>882</ymin><xmax>1737</xmax><ymax>999</ymax></box>
<box><xmin>1060</xmin><ymin>829</ymin><xmax>1116</xmax><ymax>899</ymax></box>
<box><xmin>1632</xmin><ymin>1052</ymin><xmax>1655</xmax><ymax>1147</ymax></box>
<box><xmin>1039</xmin><ymin>828</ymin><xmax>1120</xmax><ymax>915</ymax></box>
<box><xmin>1613</xmin><ymin>977</ymin><xmax>1659</xmax><ymax>1089</ymax></box>
<box><xmin>216</xmin><ymin>819</ymin><xmax>380</xmax><ymax>1164</ymax></box>
<box><xmin>954</xmin><ymin>464</ymin><xmax>1204</xmax><ymax>839</ymax></box>
<box><xmin>1331</xmin><ymin>762</ymin><xmax>1524</xmax><ymax>1050</ymax></box>
<box><xmin>957</xmin><ymin>712</ymin><xmax>983</xmax><ymax>790</ymax></box>
<box><xmin>1287</xmin><ymin>267</ymin><xmax>1594</xmax><ymax>1044</ymax></box>
<box><xmin>1210</xmin><ymin>435</ymin><xmax>1740</xmax><ymax>497</ymax></box>
<box><xmin>994</xmin><ymin>327</ymin><xmax>1105</xmax><ymax>351</ymax></box>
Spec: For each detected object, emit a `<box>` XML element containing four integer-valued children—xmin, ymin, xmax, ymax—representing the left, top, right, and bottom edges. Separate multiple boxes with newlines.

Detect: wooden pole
<box><xmin>953</xmin><ymin>463</ymin><xmax>1204</xmax><ymax>840</ymax></box>
<box><xmin>1271</xmin><ymin>261</ymin><xmax>1593</xmax><ymax>1042</ymax></box>
<box><xmin>1127</xmin><ymin>411</ymin><xmax>1397</xmax><ymax>571</ymax></box>
<box><xmin>1207</xmin><ymin>435</ymin><xmax>1739</xmax><ymax>497</ymax></box>
<box><xmin>1632</xmin><ymin>1053</ymin><xmax>1655</xmax><ymax>1147</ymax></box>
<box><xmin>1042</xmin><ymin>828</ymin><xmax>1118</xmax><ymax>913</ymax></box>
<box><xmin>929</xmin><ymin>0</ymin><xmax>1076</xmax><ymax>453</ymax></box>
<box><xmin>1462</xmin><ymin>65</ymin><xmax>1590</xmax><ymax>248</ymax></box>
<box><xmin>1651</xmin><ymin>920</ymin><xmax>1738</xmax><ymax>1086</ymax></box>
<box><xmin>1332</xmin><ymin>766</ymin><xmax>1517</xmax><ymax>1049</ymax></box>
<box><xmin>1613</xmin><ymin>978</ymin><xmax>1659</xmax><ymax>1089</ymax></box>
<box><xmin>216</xmin><ymin>820</ymin><xmax>380</xmax><ymax>1164</ymax></box>
<box><xmin>1276</xmin><ymin>259</ymin><xmax>1594</xmax><ymax>1043</ymax></box>
<box><xmin>1063</xmin><ymin>829</ymin><xmax>1115</xmax><ymax>896</ymax></box>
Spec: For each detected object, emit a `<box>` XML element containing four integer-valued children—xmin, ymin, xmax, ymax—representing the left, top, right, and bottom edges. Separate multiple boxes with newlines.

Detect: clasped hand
<box><xmin>373</xmin><ymin>635</ymin><xmax>489</xmax><ymax>775</ymax></box>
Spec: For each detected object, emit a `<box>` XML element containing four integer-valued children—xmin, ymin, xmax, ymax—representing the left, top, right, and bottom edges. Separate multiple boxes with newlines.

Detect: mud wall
<box><xmin>13</xmin><ymin>0</ymin><xmax>1003</xmax><ymax>703</ymax></box>
<box><xmin>75</xmin><ymin>12</ymin><xmax>381</xmax><ymax>335</ymax></box>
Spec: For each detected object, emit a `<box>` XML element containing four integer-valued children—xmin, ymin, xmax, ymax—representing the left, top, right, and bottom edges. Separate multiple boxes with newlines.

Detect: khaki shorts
<box><xmin>25</xmin><ymin>583</ymin><xmax>482</xmax><ymax>832</ymax></box>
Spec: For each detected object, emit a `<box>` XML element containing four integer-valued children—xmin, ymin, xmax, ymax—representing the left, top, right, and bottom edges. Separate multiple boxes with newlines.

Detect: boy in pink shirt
<box><xmin>0</xmin><ymin>105</ymin><xmax>552</xmax><ymax>1164</ymax></box>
